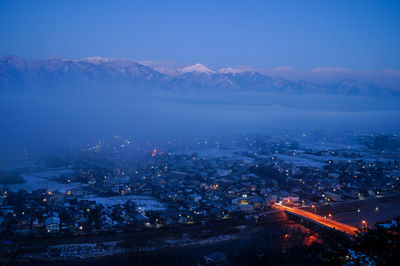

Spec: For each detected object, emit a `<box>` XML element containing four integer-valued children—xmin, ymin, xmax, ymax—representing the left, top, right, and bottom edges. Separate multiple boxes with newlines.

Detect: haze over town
<box><xmin>0</xmin><ymin>1</ymin><xmax>400</xmax><ymax>265</ymax></box>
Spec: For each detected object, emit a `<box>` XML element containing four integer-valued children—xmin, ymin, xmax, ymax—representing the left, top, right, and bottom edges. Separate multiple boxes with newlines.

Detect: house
<box><xmin>324</xmin><ymin>191</ymin><xmax>343</xmax><ymax>202</ymax></box>
<box><xmin>238</xmin><ymin>204</ymin><xmax>254</xmax><ymax>213</ymax></box>
<box><xmin>169</xmin><ymin>171</ymin><xmax>188</xmax><ymax>179</ymax></box>
<box><xmin>45</xmin><ymin>216</ymin><xmax>60</xmax><ymax>233</ymax></box>
<box><xmin>188</xmin><ymin>193</ymin><xmax>202</xmax><ymax>203</ymax></box>
<box><xmin>217</xmin><ymin>169</ymin><xmax>231</xmax><ymax>177</ymax></box>
<box><xmin>204</xmin><ymin>252</ymin><xmax>227</xmax><ymax>264</ymax></box>
<box><xmin>281</xmin><ymin>196</ymin><xmax>300</xmax><ymax>206</ymax></box>
<box><xmin>134</xmin><ymin>213</ymin><xmax>149</xmax><ymax>227</ymax></box>
<box><xmin>246</xmin><ymin>195</ymin><xmax>265</xmax><ymax>209</ymax></box>
<box><xmin>164</xmin><ymin>217</ymin><xmax>177</xmax><ymax>226</ymax></box>
<box><xmin>0</xmin><ymin>206</ymin><xmax>14</xmax><ymax>216</ymax></box>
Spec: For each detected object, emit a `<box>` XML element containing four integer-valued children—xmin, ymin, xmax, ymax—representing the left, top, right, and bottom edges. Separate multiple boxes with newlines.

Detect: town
<box><xmin>1</xmin><ymin>131</ymin><xmax>400</xmax><ymax>262</ymax></box>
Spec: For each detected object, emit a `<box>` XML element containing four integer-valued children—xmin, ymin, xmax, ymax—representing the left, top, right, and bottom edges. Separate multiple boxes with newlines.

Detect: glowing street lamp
<box><xmin>362</xmin><ymin>220</ymin><xmax>367</xmax><ymax>228</ymax></box>
<box><xmin>311</xmin><ymin>205</ymin><xmax>316</xmax><ymax>215</ymax></box>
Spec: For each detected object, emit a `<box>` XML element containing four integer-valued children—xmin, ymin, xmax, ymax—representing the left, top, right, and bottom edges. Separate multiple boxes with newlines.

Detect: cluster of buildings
<box><xmin>0</xmin><ymin>133</ymin><xmax>399</xmax><ymax>237</ymax></box>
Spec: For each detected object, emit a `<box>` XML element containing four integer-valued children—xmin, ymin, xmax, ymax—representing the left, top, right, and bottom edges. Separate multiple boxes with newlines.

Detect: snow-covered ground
<box><xmin>80</xmin><ymin>195</ymin><xmax>166</xmax><ymax>211</ymax></box>
<box><xmin>274</xmin><ymin>154</ymin><xmax>327</xmax><ymax>169</ymax></box>
<box><xmin>301</xmin><ymin>141</ymin><xmax>363</xmax><ymax>151</ymax></box>
<box><xmin>8</xmin><ymin>168</ymin><xmax>82</xmax><ymax>193</ymax></box>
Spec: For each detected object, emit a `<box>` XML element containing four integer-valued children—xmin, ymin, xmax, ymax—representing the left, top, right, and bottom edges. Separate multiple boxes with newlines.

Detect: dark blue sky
<box><xmin>1</xmin><ymin>0</ymin><xmax>399</xmax><ymax>70</ymax></box>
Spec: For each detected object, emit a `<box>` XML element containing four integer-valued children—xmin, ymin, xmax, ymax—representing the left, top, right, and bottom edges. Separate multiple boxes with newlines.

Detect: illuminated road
<box><xmin>275</xmin><ymin>204</ymin><xmax>359</xmax><ymax>236</ymax></box>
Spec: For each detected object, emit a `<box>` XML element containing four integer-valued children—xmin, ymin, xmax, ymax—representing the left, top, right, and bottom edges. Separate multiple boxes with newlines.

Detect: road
<box><xmin>275</xmin><ymin>204</ymin><xmax>359</xmax><ymax>236</ymax></box>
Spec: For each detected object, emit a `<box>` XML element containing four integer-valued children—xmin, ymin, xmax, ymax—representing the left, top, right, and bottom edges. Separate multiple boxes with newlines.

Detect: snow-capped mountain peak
<box><xmin>180</xmin><ymin>63</ymin><xmax>216</xmax><ymax>74</ymax></box>
<box><xmin>0</xmin><ymin>56</ymin><xmax>392</xmax><ymax>97</ymax></box>
<box><xmin>218</xmin><ymin>67</ymin><xmax>244</xmax><ymax>74</ymax></box>
<box><xmin>80</xmin><ymin>57</ymin><xmax>110</xmax><ymax>64</ymax></box>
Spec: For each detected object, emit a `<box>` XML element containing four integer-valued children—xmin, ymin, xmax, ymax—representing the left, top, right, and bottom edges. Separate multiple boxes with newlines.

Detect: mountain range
<box><xmin>0</xmin><ymin>55</ymin><xmax>395</xmax><ymax>96</ymax></box>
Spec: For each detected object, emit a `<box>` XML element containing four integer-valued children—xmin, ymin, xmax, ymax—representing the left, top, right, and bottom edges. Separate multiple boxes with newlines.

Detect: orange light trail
<box><xmin>276</xmin><ymin>204</ymin><xmax>358</xmax><ymax>236</ymax></box>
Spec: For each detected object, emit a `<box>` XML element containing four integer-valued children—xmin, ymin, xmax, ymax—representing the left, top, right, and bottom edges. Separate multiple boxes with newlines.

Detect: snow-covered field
<box><xmin>274</xmin><ymin>154</ymin><xmax>327</xmax><ymax>169</ymax></box>
<box><xmin>8</xmin><ymin>168</ymin><xmax>82</xmax><ymax>193</ymax></box>
<box><xmin>301</xmin><ymin>141</ymin><xmax>363</xmax><ymax>151</ymax></box>
<box><xmin>80</xmin><ymin>195</ymin><xmax>166</xmax><ymax>211</ymax></box>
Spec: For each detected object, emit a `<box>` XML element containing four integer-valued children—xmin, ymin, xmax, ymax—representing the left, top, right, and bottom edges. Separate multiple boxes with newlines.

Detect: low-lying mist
<box><xmin>1</xmin><ymin>89</ymin><xmax>399</xmax><ymax>165</ymax></box>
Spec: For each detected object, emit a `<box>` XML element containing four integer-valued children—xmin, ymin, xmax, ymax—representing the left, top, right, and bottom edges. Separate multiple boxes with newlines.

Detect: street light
<box><xmin>362</xmin><ymin>220</ymin><xmax>367</xmax><ymax>229</ymax></box>
<box><xmin>311</xmin><ymin>205</ymin><xmax>316</xmax><ymax>215</ymax></box>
